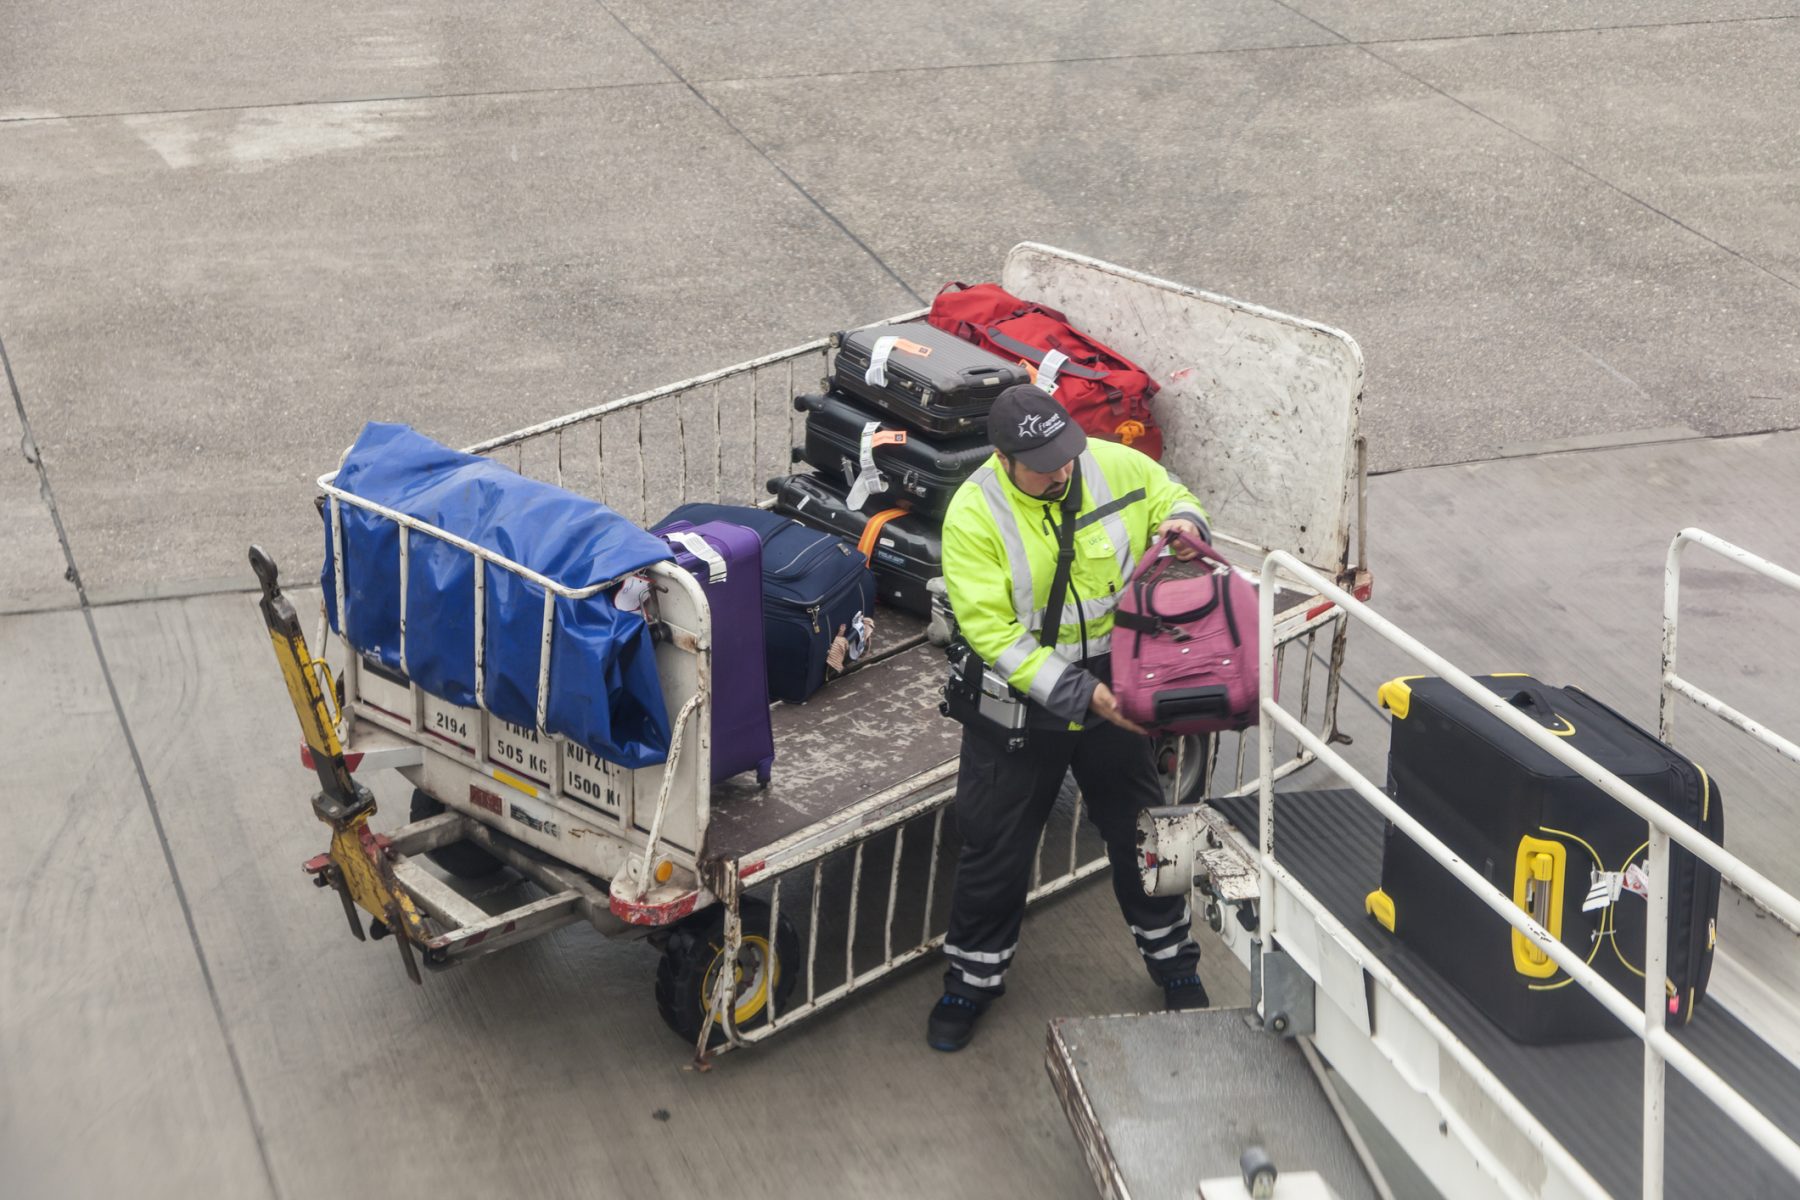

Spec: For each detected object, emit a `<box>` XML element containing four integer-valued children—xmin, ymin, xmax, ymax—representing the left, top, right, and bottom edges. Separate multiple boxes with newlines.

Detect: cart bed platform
<box><xmin>706</xmin><ymin>635</ymin><xmax>958</xmax><ymax>862</ymax></box>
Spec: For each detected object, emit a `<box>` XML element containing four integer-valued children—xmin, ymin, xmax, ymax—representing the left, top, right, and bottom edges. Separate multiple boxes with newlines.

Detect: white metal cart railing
<box><xmin>1255</xmin><ymin>549</ymin><xmax>1800</xmax><ymax>1200</ymax></box>
<box><xmin>1660</xmin><ymin>527</ymin><xmax>1800</xmax><ymax>770</ymax></box>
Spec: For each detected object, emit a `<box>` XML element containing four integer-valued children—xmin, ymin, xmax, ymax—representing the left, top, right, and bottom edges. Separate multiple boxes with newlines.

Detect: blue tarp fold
<box><xmin>322</xmin><ymin>422</ymin><xmax>675</xmax><ymax>769</ymax></box>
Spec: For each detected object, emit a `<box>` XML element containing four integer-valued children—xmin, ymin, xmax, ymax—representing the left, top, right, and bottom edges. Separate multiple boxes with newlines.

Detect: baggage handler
<box><xmin>929</xmin><ymin>385</ymin><xmax>1213</xmax><ymax>1052</ymax></box>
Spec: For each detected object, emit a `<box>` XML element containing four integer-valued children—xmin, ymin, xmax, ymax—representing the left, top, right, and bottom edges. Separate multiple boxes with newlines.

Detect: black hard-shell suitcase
<box><xmin>832</xmin><ymin>322</ymin><xmax>1030</xmax><ymax>436</ymax></box>
<box><xmin>1367</xmin><ymin>673</ymin><xmax>1724</xmax><ymax>1044</ymax></box>
<box><xmin>792</xmin><ymin>391</ymin><xmax>992</xmax><ymax>520</ymax></box>
<box><xmin>767</xmin><ymin>472</ymin><xmax>942</xmax><ymax>618</ymax></box>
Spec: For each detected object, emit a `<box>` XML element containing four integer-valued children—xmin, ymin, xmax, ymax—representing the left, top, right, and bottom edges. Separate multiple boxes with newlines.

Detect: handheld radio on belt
<box><xmin>940</xmin><ymin>460</ymin><xmax>1082</xmax><ymax>751</ymax></box>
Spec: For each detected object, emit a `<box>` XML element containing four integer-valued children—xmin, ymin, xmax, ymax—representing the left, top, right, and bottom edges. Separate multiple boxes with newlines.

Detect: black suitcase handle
<box><xmin>1153</xmin><ymin>686</ymin><xmax>1231</xmax><ymax>721</ymax></box>
<box><xmin>1506</xmin><ymin>685</ymin><xmax>1576</xmax><ymax>735</ymax></box>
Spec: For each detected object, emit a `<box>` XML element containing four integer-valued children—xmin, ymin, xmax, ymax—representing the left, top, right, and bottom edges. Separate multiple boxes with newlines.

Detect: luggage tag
<box><xmin>1582</xmin><ymin>872</ymin><xmax>1622</xmax><ymax>913</ymax></box>
<box><xmin>614</xmin><ymin>574</ymin><xmax>651</xmax><ymax>613</ymax></box>
<box><xmin>825</xmin><ymin>612</ymin><xmax>876</xmax><ymax>674</ymax></box>
<box><xmin>862</xmin><ymin>336</ymin><xmax>932</xmax><ymax>389</ymax></box>
<box><xmin>664</xmin><ymin>531</ymin><xmax>727</xmax><ymax>583</ymax></box>
<box><xmin>1582</xmin><ymin>863</ymin><xmax>1649</xmax><ymax>912</ymax></box>
<box><xmin>845</xmin><ymin>423</ymin><xmax>909</xmax><ymax>509</ymax></box>
<box><xmin>1034</xmin><ymin>348</ymin><xmax>1070</xmax><ymax>395</ymax></box>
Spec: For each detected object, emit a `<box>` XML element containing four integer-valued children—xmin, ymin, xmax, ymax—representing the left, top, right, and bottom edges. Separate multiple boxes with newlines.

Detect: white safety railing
<box><xmin>697</xmin><ymin>593</ymin><xmax>1355</xmax><ymax>1056</ymax></box>
<box><xmin>1256</xmin><ymin>550</ymin><xmax>1800</xmax><ymax>1200</ymax></box>
<box><xmin>462</xmin><ymin>313</ymin><xmax>924</xmax><ymax>524</ymax></box>
<box><xmin>1660</xmin><ymin>528</ymin><xmax>1800</xmax><ymax>768</ymax></box>
<box><xmin>699</xmin><ymin>763</ymin><xmax>1130</xmax><ymax>1052</ymax></box>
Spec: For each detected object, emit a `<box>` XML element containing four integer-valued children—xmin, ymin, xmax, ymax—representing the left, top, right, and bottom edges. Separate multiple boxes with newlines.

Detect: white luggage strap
<box><xmin>665</xmin><ymin>531</ymin><xmax>726</xmax><ymax>583</ymax></box>
<box><xmin>845</xmin><ymin>421</ymin><xmax>908</xmax><ymax>510</ymax></box>
<box><xmin>863</xmin><ymin>335</ymin><xmax>899</xmax><ymax>389</ymax></box>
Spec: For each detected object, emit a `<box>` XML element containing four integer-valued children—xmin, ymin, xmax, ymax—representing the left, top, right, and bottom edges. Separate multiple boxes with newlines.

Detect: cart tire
<box><xmin>409</xmin><ymin>789</ymin><xmax>505</xmax><ymax>880</ymax></box>
<box><xmin>1156</xmin><ymin>734</ymin><xmax>1214</xmax><ymax>805</ymax></box>
<box><xmin>655</xmin><ymin>898</ymin><xmax>799</xmax><ymax>1047</ymax></box>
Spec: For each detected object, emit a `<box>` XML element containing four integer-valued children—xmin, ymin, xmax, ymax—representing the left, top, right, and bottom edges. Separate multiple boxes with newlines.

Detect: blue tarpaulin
<box><xmin>322</xmin><ymin>422</ymin><xmax>675</xmax><ymax>769</ymax></box>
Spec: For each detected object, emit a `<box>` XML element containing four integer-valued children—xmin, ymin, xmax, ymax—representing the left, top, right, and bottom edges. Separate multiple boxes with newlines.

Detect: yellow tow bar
<box><xmin>250</xmin><ymin>545</ymin><xmax>428</xmax><ymax>983</ymax></box>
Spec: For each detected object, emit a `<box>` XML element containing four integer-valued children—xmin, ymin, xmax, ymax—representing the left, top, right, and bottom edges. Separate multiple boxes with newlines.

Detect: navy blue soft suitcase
<box><xmin>656</xmin><ymin>504</ymin><xmax>878</xmax><ymax>704</ymax></box>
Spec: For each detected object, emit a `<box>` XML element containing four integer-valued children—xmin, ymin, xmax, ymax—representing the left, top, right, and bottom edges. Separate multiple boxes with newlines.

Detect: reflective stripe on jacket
<box><xmin>941</xmin><ymin>439</ymin><xmax>1210</xmax><ymax>724</ymax></box>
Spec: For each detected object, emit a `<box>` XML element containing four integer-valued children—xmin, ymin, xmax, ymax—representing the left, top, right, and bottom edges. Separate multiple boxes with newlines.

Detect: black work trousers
<box><xmin>941</xmin><ymin>718</ymin><xmax>1201</xmax><ymax>1003</ymax></box>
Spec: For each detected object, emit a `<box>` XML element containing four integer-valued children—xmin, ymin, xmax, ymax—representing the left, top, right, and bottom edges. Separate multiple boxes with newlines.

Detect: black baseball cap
<box><xmin>988</xmin><ymin>385</ymin><xmax>1087</xmax><ymax>472</ymax></box>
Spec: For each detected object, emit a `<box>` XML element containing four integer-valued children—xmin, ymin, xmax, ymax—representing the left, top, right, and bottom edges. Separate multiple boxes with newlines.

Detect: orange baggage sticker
<box><xmin>870</xmin><ymin>429</ymin><xmax>909</xmax><ymax>448</ymax></box>
<box><xmin>891</xmin><ymin>338</ymin><xmax>933</xmax><ymax>358</ymax></box>
<box><xmin>1116</xmin><ymin>419</ymin><xmax>1146</xmax><ymax>446</ymax></box>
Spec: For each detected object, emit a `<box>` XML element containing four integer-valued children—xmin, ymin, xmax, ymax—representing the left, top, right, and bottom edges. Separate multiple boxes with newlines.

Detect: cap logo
<box><xmin>1017</xmin><ymin>413</ymin><xmax>1066</xmax><ymax>441</ymax></box>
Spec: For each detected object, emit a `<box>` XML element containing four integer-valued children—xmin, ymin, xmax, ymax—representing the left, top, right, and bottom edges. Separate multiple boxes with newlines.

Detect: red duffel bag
<box><xmin>926</xmin><ymin>281</ymin><xmax>1165</xmax><ymax>460</ymax></box>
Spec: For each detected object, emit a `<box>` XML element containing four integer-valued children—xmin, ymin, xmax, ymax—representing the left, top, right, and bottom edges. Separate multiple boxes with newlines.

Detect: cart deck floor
<box><xmin>705</xmin><ymin>632</ymin><xmax>959</xmax><ymax>862</ymax></box>
<box><xmin>1211</xmin><ymin>789</ymin><xmax>1800</xmax><ymax>1198</ymax></box>
<box><xmin>700</xmin><ymin>574</ymin><xmax>1327</xmax><ymax>866</ymax></box>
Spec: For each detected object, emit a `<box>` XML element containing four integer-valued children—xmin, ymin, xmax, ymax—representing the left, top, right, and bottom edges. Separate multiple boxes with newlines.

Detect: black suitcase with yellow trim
<box><xmin>1366</xmin><ymin>673</ymin><xmax>1724</xmax><ymax>1044</ymax></box>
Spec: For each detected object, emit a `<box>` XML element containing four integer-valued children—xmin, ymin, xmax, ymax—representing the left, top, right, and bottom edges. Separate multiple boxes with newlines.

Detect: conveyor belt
<box><xmin>1212</xmin><ymin>789</ymin><xmax>1800</xmax><ymax>1197</ymax></box>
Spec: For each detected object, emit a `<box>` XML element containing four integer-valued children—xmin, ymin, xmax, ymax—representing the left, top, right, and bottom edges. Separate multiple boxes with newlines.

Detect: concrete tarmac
<box><xmin>4</xmin><ymin>3</ymin><xmax>1799</xmax><ymax>1198</ymax></box>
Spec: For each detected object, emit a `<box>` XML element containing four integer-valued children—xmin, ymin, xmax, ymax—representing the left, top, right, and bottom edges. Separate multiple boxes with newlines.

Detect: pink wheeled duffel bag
<box><xmin>1112</xmin><ymin>532</ymin><xmax>1262</xmax><ymax>734</ymax></box>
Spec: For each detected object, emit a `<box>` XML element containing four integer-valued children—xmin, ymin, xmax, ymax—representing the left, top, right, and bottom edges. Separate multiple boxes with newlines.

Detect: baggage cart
<box><xmin>253</xmin><ymin>243</ymin><xmax>1371</xmax><ymax>1059</ymax></box>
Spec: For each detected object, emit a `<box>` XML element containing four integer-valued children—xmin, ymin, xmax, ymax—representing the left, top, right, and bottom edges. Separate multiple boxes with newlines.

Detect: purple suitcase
<box><xmin>656</xmin><ymin>520</ymin><xmax>776</xmax><ymax>786</ymax></box>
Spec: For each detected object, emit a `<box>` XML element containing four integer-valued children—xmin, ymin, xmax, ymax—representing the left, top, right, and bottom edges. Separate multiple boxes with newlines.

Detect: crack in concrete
<box><xmin>1</xmin><ymin>331</ymin><xmax>284</xmax><ymax>1200</ymax></box>
<box><xmin>1368</xmin><ymin>423</ymin><xmax>1800</xmax><ymax>477</ymax></box>
<box><xmin>3</xmin><ymin>14</ymin><xmax>1792</xmax><ymax>130</ymax></box>
<box><xmin>1270</xmin><ymin>0</ymin><xmax>1800</xmax><ymax>296</ymax></box>
<box><xmin>1354</xmin><ymin>12</ymin><xmax>1800</xmax><ymax>48</ymax></box>
<box><xmin>593</xmin><ymin>0</ymin><xmax>928</xmax><ymax>307</ymax></box>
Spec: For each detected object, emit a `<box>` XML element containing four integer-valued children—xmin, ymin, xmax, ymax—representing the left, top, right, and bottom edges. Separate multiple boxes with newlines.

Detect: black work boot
<box><xmin>927</xmin><ymin>993</ymin><xmax>983</xmax><ymax>1051</ymax></box>
<box><xmin>1163</xmin><ymin>973</ymin><xmax>1211</xmax><ymax>1012</ymax></box>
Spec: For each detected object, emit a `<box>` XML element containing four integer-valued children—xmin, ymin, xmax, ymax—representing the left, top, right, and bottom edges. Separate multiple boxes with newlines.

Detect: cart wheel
<box><xmin>655</xmin><ymin>898</ymin><xmax>799</xmax><ymax>1046</ymax></box>
<box><xmin>409</xmin><ymin>789</ymin><xmax>505</xmax><ymax>880</ymax></box>
<box><xmin>1156</xmin><ymin>734</ymin><xmax>1213</xmax><ymax>805</ymax></box>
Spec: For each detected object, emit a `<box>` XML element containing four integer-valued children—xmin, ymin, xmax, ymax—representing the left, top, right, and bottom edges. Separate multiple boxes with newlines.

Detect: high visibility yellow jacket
<box><xmin>942</xmin><ymin>439</ymin><xmax>1210</xmax><ymax>724</ymax></box>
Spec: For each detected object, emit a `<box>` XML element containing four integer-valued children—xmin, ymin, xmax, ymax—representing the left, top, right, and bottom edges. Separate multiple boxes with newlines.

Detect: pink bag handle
<box><xmin>1128</xmin><ymin>529</ymin><xmax>1229</xmax><ymax>587</ymax></box>
<box><xmin>1125</xmin><ymin>531</ymin><xmax>1241</xmax><ymax>643</ymax></box>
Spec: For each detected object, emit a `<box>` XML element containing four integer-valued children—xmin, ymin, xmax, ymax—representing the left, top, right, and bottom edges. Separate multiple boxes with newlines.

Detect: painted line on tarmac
<box><xmin>2</xmin><ymin>331</ymin><xmax>284</xmax><ymax>1200</ymax></box>
<box><xmin>0</xmin><ymin>77</ymin><xmax>676</xmax><ymax>126</ymax></box>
